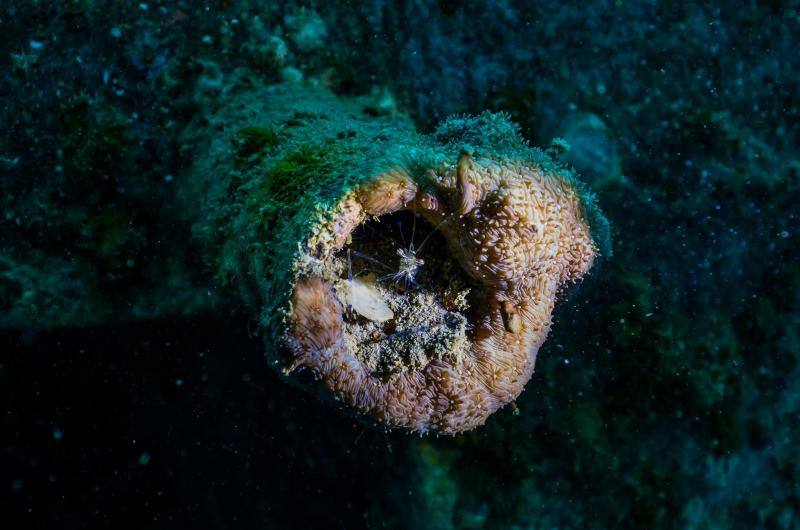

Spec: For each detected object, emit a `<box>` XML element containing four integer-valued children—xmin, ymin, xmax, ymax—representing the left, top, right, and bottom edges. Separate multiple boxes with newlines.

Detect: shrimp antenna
<box><xmin>347</xmin><ymin>249</ymin><xmax>353</xmax><ymax>281</ymax></box>
<box><xmin>416</xmin><ymin>217</ymin><xmax>450</xmax><ymax>254</ymax></box>
<box><xmin>349</xmin><ymin>250</ymin><xmax>392</xmax><ymax>271</ymax></box>
<box><xmin>397</xmin><ymin>218</ymin><xmax>407</xmax><ymax>248</ymax></box>
<box><xmin>410</xmin><ymin>212</ymin><xmax>418</xmax><ymax>251</ymax></box>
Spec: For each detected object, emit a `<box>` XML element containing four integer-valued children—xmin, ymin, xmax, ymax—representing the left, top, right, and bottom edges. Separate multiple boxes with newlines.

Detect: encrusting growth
<box><xmin>290</xmin><ymin>152</ymin><xmax>596</xmax><ymax>433</ymax></box>
<box><xmin>185</xmin><ymin>84</ymin><xmax>609</xmax><ymax>434</ymax></box>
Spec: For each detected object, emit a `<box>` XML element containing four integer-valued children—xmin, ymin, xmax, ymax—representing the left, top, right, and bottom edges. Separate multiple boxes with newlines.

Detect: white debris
<box><xmin>346</xmin><ymin>277</ymin><xmax>394</xmax><ymax>322</ymax></box>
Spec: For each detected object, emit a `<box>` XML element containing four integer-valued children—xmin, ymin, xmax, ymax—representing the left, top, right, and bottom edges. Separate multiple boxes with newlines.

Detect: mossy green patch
<box><xmin>248</xmin><ymin>144</ymin><xmax>334</xmax><ymax>211</ymax></box>
<box><xmin>232</xmin><ymin>126</ymin><xmax>280</xmax><ymax>161</ymax></box>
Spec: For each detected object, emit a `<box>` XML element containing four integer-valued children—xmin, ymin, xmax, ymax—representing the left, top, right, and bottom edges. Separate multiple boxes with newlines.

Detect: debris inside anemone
<box><xmin>330</xmin><ymin>210</ymin><xmax>476</xmax><ymax>377</ymax></box>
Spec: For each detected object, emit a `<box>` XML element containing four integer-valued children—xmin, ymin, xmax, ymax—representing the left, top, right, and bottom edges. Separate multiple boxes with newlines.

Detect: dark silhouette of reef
<box><xmin>1</xmin><ymin>1</ymin><xmax>799</xmax><ymax>529</ymax></box>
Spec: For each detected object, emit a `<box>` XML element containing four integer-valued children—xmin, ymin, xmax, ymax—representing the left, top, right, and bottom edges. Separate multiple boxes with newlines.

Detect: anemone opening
<box><xmin>331</xmin><ymin>209</ymin><xmax>479</xmax><ymax>377</ymax></box>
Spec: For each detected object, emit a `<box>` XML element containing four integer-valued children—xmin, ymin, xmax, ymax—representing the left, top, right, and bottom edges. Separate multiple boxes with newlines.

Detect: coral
<box><xmin>186</xmin><ymin>84</ymin><xmax>606</xmax><ymax>434</ymax></box>
<box><xmin>288</xmin><ymin>153</ymin><xmax>597</xmax><ymax>433</ymax></box>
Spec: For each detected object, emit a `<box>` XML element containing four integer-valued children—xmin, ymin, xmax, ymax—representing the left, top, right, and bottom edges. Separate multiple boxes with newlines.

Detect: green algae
<box><xmin>232</xmin><ymin>126</ymin><xmax>281</xmax><ymax>161</ymax></box>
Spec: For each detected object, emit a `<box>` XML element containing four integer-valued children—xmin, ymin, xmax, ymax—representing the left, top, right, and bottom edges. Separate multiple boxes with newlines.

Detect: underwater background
<box><xmin>1</xmin><ymin>1</ymin><xmax>799</xmax><ymax>528</ymax></box>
